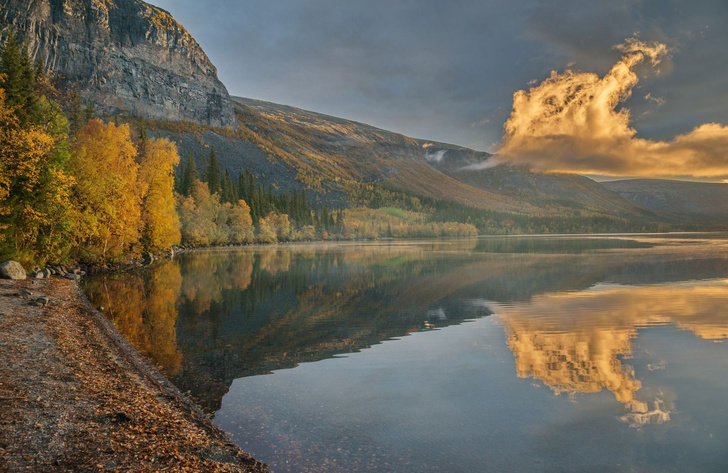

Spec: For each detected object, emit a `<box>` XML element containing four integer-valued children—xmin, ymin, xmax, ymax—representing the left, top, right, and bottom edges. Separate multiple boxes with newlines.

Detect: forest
<box><xmin>0</xmin><ymin>33</ymin><xmax>478</xmax><ymax>268</ymax></box>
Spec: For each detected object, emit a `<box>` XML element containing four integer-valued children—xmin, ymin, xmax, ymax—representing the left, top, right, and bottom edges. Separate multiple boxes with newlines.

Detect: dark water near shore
<box><xmin>84</xmin><ymin>234</ymin><xmax>728</xmax><ymax>472</ymax></box>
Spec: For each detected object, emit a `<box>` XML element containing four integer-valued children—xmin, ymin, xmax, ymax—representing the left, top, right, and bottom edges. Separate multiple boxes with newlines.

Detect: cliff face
<box><xmin>0</xmin><ymin>0</ymin><xmax>236</xmax><ymax>128</ymax></box>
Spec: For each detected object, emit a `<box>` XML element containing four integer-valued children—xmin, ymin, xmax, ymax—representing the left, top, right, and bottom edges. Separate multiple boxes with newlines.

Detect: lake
<box><xmin>84</xmin><ymin>234</ymin><xmax>728</xmax><ymax>472</ymax></box>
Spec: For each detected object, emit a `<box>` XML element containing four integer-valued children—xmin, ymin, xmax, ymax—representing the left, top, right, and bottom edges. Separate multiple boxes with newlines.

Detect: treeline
<box><xmin>172</xmin><ymin>147</ymin><xmax>347</xmax><ymax>246</ymax></box>
<box><xmin>348</xmin><ymin>182</ymin><xmax>666</xmax><ymax>234</ymax></box>
<box><xmin>175</xmin><ymin>151</ymin><xmax>342</xmax><ymax>229</ymax></box>
<box><xmin>425</xmin><ymin>200</ymin><xmax>665</xmax><ymax>234</ymax></box>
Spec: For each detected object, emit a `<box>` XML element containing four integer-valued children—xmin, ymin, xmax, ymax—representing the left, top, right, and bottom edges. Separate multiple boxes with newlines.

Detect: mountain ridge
<box><xmin>604</xmin><ymin>179</ymin><xmax>728</xmax><ymax>222</ymax></box>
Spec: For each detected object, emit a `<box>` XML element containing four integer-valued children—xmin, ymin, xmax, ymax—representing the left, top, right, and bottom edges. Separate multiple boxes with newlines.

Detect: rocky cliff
<box><xmin>0</xmin><ymin>0</ymin><xmax>236</xmax><ymax>128</ymax></box>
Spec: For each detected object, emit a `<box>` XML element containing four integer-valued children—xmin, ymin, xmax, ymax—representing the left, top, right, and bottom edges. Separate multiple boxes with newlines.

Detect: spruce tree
<box><xmin>175</xmin><ymin>155</ymin><xmax>186</xmax><ymax>194</ymax></box>
<box><xmin>180</xmin><ymin>153</ymin><xmax>198</xmax><ymax>197</ymax></box>
<box><xmin>84</xmin><ymin>103</ymin><xmax>95</xmax><ymax>122</ymax></box>
<box><xmin>67</xmin><ymin>87</ymin><xmax>85</xmax><ymax>135</ymax></box>
<box><xmin>137</xmin><ymin>118</ymin><xmax>148</xmax><ymax>158</ymax></box>
<box><xmin>204</xmin><ymin>147</ymin><xmax>221</xmax><ymax>194</ymax></box>
<box><xmin>221</xmin><ymin>169</ymin><xmax>237</xmax><ymax>204</ymax></box>
<box><xmin>0</xmin><ymin>31</ymin><xmax>36</xmax><ymax>125</ymax></box>
<box><xmin>238</xmin><ymin>171</ymin><xmax>248</xmax><ymax>204</ymax></box>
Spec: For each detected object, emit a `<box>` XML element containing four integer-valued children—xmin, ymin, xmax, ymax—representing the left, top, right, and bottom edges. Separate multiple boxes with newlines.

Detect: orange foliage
<box><xmin>139</xmin><ymin>138</ymin><xmax>182</xmax><ymax>251</ymax></box>
<box><xmin>71</xmin><ymin>120</ymin><xmax>141</xmax><ymax>260</ymax></box>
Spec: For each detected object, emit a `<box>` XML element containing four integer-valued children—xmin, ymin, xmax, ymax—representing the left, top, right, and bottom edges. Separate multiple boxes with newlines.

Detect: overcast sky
<box><xmin>152</xmin><ymin>0</ymin><xmax>727</xmax><ymax>156</ymax></box>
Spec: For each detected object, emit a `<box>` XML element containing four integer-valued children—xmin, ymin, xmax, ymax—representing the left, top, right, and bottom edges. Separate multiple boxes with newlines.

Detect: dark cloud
<box><xmin>152</xmin><ymin>0</ymin><xmax>727</xmax><ymax>151</ymax></box>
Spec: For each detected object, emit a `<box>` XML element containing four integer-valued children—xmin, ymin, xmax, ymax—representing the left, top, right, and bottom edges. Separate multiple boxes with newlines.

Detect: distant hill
<box><xmin>603</xmin><ymin>179</ymin><xmax>728</xmax><ymax>223</ymax></box>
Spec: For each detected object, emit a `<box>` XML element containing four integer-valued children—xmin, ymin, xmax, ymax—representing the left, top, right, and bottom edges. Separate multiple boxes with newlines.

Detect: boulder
<box><xmin>0</xmin><ymin>261</ymin><xmax>27</xmax><ymax>280</ymax></box>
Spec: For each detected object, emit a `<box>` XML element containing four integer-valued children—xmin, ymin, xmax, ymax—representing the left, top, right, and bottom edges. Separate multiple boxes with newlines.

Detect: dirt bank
<box><xmin>0</xmin><ymin>277</ymin><xmax>268</xmax><ymax>472</ymax></box>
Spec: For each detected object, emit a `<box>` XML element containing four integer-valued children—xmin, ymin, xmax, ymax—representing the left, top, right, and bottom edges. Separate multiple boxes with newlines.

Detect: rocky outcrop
<box><xmin>0</xmin><ymin>0</ymin><xmax>236</xmax><ymax>128</ymax></box>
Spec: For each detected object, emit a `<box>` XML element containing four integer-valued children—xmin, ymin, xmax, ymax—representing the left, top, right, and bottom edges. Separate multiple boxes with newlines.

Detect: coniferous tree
<box><xmin>137</xmin><ymin>118</ymin><xmax>148</xmax><ymax>158</ymax></box>
<box><xmin>222</xmin><ymin>170</ymin><xmax>237</xmax><ymax>204</ymax></box>
<box><xmin>335</xmin><ymin>209</ymin><xmax>345</xmax><ymax>234</ymax></box>
<box><xmin>238</xmin><ymin>171</ymin><xmax>249</xmax><ymax>204</ymax></box>
<box><xmin>0</xmin><ymin>31</ymin><xmax>36</xmax><ymax>125</ymax></box>
<box><xmin>83</xmin><ymin>103</ymin><xmax>95</xmax><ymax>122</ymax></box>
<box><xmin>221</xmin><ymin>169</ymin><xmax>238</xmax><ymax>204</ymax></box>
<box><xmin>321</xmin><ymin>204</ymin><xmax>330</xmax><ymax>231</ymax></box>
<box><xmin>204</xmin><ymin>147</ymin><xmax>221</xmax><ymax>194</ymax></box>
<box><xmin>174</xmin><ymin>155</ymin><xmax>185</xmax><ymax>195</ymax></box>
<box><xmin>179</xmin><ymin>153</ymin><xmax>199</xmax><ymax>197</ymax></box>
<box><xmin>67</xmin><ymin>87</ymin><xmax>85</xmax><ymax>135</ymax></box>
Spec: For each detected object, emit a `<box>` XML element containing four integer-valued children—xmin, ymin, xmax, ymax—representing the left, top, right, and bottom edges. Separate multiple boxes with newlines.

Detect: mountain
<box><xmin>0</xmin><ymin>0</ymin><xmax>236</xmax><ymax>127</ymax></box>
<box><xmin>3</xmin><ymin>2</ymin><xmax>721</xmax><ymax>231</ymax></box>
<box><xmin>220</xmin><ymin>97</ymin><xmax>657</xmax><ymax>219</ymax></box>
<box><xmin>604</xmin><ymin>179</ymin><xmax>728</xmax><ymax>223</ymax></box>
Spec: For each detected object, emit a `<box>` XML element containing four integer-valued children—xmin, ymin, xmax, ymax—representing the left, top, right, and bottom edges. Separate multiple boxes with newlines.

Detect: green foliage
<box><xmin>381</xmin><ymin>207</ymin><xmax>408</xmax><ymax>219</ymax></box>
<box><xmin>177</xmin><ymin>153</ymin><xmax>199</xmax><ymax>197</ymax></box>
<box><xmin>425</xmin><ymin>199</ymin><xmax>662</xmax><ymax>234</ymax></box>
<box><xmin>0</xmin><ymin>32</ymin><xmax>37</xmax><ymax>125</ymax></box>
<box><xmin>203</xmin><ymin>147</ymin><xmax>221</xmax><ymax>195</ymax></box>
<box><xmin>0</xmin><ymin>34</ymin><xmax>75</xmax><ymax>266</ymax></box>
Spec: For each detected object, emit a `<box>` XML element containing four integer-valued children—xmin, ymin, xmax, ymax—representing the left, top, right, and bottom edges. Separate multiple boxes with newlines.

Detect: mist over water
<box><xmin>85</xmin><ymin>235</ymin><xmax>728</xmax><ymax>472</ymax></box>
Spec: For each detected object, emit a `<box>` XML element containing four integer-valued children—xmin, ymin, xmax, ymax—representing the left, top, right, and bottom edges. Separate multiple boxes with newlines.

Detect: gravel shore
<box><xmin>0</xmin><ymin>277</ymin><xmax>268</xmax><ymax>472</ymax></box>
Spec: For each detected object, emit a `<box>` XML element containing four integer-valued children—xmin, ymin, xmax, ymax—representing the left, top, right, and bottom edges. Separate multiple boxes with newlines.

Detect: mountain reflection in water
<box><xmin>84</xmin><ymin>235</ymin><xmax>728</xmax><ymax>427</ymax></box>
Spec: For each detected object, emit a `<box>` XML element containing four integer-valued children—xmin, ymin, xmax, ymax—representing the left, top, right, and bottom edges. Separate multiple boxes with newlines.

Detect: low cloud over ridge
<box><xmin>498</xmin><ymin>38</ymin><xmax>728</xmax><ymax>178</ymax></box>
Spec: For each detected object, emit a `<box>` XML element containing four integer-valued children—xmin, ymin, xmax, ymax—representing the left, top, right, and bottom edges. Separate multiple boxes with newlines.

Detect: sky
<box><xmin>152</xmin><ymin>0</ymin><xmax>728</xmax><ymax>179</ymax></box>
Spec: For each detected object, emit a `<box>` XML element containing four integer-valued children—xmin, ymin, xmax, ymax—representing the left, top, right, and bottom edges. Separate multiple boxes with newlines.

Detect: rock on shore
<box><xmin>0</xmin><ymin>261</ymin><xmax>26</xmax><ymax>280</ymax></box>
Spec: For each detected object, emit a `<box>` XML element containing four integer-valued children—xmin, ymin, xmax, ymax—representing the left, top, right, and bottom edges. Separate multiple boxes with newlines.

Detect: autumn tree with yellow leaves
<box><xmin>138</xmin><ymin>137</ymin><xmax>182</xmax><ymax>251</ymax></box>
<box><xmin>71</xmin><ymin>120</ymin><xmax>142</xmax><ymax>260</ymax></box>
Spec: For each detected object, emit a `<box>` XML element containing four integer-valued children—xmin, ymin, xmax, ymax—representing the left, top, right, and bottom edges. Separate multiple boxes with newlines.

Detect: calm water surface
<box><xmin>84</xmin><ymin>234</ymin><xmax>728</xmax><ymax>472</ymax></box>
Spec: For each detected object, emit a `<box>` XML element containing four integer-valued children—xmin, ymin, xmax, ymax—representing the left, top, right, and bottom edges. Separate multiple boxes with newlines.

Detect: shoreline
<box><xmin>0</xmin><ymin>277</ymin><xmax>268</xmax><ymax>472</ymax></box>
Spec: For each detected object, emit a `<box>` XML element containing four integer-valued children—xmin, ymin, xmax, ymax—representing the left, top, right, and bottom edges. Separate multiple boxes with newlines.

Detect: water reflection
<box><xmin>83</xmin><ymin>235</ymin><xmax>728</xmax><ymax>424</ymax></box>
<box><xmin>86</xmin><ymin>263</ymin><xmax>183</xmax><ymax>375</ymax></box>
<box><xmin>492</xmin><ymin>281</ymin><xmax>728</xmax><ymax>427</ymax></box>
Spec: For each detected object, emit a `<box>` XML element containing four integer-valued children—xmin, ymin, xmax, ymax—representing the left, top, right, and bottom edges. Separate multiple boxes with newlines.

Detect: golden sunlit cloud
<box><xmin>498</xmin><ymin>38</ymin><xmax>728</xmax><ymax>178</ymax></box>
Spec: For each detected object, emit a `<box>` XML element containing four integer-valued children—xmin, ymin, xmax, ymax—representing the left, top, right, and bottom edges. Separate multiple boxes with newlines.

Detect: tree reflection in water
<box><xmin>84</xmin><ymin>236</ymin><xmax>728</xmax><ymax>422</ymax></box>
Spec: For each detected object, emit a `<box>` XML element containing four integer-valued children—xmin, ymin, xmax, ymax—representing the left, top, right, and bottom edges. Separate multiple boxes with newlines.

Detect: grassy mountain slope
<box><xmin>230</xmin><ymin>97</ymin><xmax>662</xmax><ymax>219</ymax></box>
<box><xmin>604</xmin><ymin>179</ymin><xmax>728</xmax><ymax>222</ymax></box>
<box><xmin>233</xmin><ymin>97</ymin><xmax>532</xmax><ymax>212</ymax></box>
<box><xmin>149</xmin><ymin>97</ymin><xmax>726</xmax><ymax>230</ymax></box>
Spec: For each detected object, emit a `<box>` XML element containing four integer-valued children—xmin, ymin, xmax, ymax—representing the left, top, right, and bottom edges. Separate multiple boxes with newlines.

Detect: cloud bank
<box><xmin>498</xmin><ymin>38</ymin><xmax>728</xmax><ymax>178</ymax></box>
